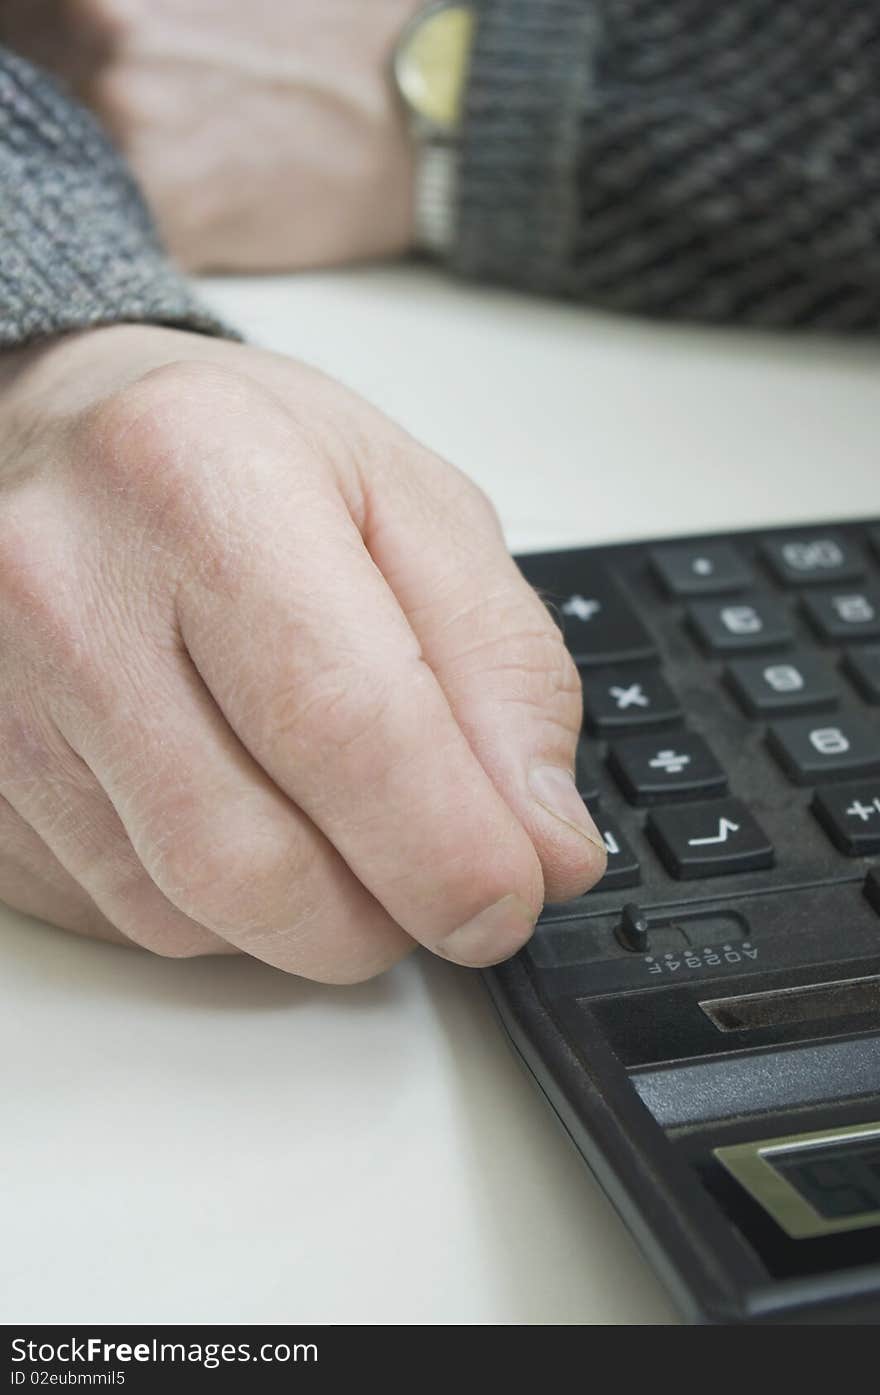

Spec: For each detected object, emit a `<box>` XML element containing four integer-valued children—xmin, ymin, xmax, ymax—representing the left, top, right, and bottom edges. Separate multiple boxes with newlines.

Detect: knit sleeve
<box><xmin>453</xmin><ymin>1</ymin><xmax>880</xmax><ymax>329</ymax></box>
<box><xmin>0</xmin><ymin>46</ymin><xmax>232</xmax><ymax>349</ymax></box>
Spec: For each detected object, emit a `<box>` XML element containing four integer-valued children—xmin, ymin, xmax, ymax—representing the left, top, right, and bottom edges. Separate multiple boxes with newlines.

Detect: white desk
<box><xmin>2</xmin><ymin>267</ymin><xmax>879</xmax><ymax>1325</ymax></box>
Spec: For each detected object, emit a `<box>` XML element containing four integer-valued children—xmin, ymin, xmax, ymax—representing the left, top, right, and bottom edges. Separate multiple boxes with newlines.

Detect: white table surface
<box><xmin>3</xmin><ymin>265</ymin><xmax>879</xmax><ymax>1326</ymax></box>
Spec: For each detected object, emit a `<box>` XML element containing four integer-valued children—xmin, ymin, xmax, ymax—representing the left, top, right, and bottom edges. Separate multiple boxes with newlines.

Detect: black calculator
<box><xmin>485</xmin><ymin>519</ymin><xmax>880</xmax><ymax>1326</ymax></box>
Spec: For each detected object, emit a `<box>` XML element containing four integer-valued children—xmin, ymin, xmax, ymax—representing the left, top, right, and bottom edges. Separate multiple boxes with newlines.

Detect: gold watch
<box><xmin>393</xmin><ymin>3</ymin><xmax>475</xmax><ymax>255</ymax></box>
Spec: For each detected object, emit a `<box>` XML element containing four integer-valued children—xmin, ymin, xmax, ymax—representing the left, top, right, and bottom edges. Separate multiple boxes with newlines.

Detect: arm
<box><xmin>0</xmin><ymin>45</ymin><xmax>226</xmax><ymax>345</ymax></box>
<box><xmin>453</xmin><ymin>0</ymin><xmax>880</xmax><ymax>328</ymax></box>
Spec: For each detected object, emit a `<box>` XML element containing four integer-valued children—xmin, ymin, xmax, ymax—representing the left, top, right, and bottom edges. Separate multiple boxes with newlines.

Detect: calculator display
<box><xmin>771</xmin><ymin>1138</ymin><xmax>880</xmax><ymax>1220</ymax></box>
<box><xmin>715</xmin><ymin>1124</ymin><xmax>880</xmax><ymax>1239</ymax></box>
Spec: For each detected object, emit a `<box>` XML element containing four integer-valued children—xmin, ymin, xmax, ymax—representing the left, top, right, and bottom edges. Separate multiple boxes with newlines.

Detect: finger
<box><xmin>0</xmin><ymin>792</ymin><xmax>127</xmax><ymax>945</ymax></box>
<box><xmin>176</xmin><ymin>433</ymin><xmax>545</xmax><ymax>967</ymax></box>
<box><xmin>350</xmin><ymin>442</ymin><xmax>606</xmax><ymax>903</ymax></box>
<box><xmin>0</xmin><ymin>711</ymin><xmax>236</xmax><ymax>961</ymax></box>
<box><xmin>49</xmin><ymin>640</ymin><xmax>416</xmax><ymax>983</ymax></box>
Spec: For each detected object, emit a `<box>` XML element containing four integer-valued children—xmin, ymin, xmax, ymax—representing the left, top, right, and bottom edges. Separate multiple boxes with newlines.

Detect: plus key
<box><xmin>812</xmin><ymin>782</ymin><xmax>880</xmax><ymax>855</ymax></box>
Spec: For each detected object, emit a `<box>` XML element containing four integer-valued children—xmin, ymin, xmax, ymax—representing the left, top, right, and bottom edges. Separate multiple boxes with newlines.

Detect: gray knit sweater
<box><xmin>4</xmin><ymin>0</ymin><xmax>880</xmax><ymax>349</ymax></box>
<box><xmin>0</xmin><ymin>48</ymin><xmax>226</xmax><ymax>348</ymax></box>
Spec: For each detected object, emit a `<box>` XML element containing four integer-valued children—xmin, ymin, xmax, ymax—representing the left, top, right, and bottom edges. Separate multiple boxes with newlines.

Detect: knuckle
<box><xmin>76</xmin><ymin>363</ymin><xmax>248</xmax><ymax>518</ymax></box>
<box><xmin>262</xmin><ymin>666</ymin><xmax>401</xmax><ymax>770</ymax></box>
<box><xmin>152</xmin><ymin>818</ymin><xmax>305</xmax><ymax>938</ymax></box>
<box><xmin>451</xmin><ymin>471</ymin><xmax>502</xmax><ymax>536</ymax></box>
<box><xmin>420</xmin><ymin>456</ymin><xmax>504</xmax><ymax>544</ymax></box>
<box><xmin>451</xmin><ymin>589</ymin><xmax>583</xmax><ymax>735</ymax></box>
<box><xmin>87</xmin><ymin>854</ymin><xmax>224</xmax><ymax>957</ymax></box>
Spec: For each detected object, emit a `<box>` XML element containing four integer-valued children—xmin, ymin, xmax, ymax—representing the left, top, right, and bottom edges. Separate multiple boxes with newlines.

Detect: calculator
<box><xmin>484</xmin><ymin>519</ymin><xmax>880</xmax><ymax>1326</ymax></box>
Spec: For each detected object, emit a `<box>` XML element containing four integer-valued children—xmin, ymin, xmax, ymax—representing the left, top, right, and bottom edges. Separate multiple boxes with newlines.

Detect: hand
<box><xmin>0</xmin><ymin>0</ymin><xmax>421</xmax><ymax>270</ymax></box>
<box><xmin>0</xmin><ymin>326</ymin><xmax>604</xmax><ymax>981</ymax></box>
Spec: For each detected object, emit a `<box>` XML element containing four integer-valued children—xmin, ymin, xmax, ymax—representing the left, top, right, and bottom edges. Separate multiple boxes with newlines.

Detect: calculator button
<box><xmin>762</xmin><ymin>534</ymin><xmax>864</xmax><ymax>586</ymax></box>
<box><xmin>866</xmin><ymin>870</ymin><xmax>880</xmax><ymax>914</ymax></box>
<box><xmin>812</xmin><ymin>783</ymin><xmax>880</xmax><ymax>856</ymax></box>
<box><xmin>646</xmin><ymin>799</ymin><xmax>774</xmax><ymax>880</ymax></box>
<box><xmin>518</xmin><ymin>555</ymin><xmax>657</xmax><ymax>667</ymax></box>
<box><xmin>843</xmin><ymin>647</ymin><xmax>880</xmax><ymax>703</ymax></box>
<box><xmin>651</xmin><ymin>544</ymin><xmax>751</xmax><ymax>597</ymax></box>
<box><xmin>608</xmin><ymin>732</ymin><xmax>727</xmax><ymax>805</ymax></box>
<box><xmin>574</xmin><ymin>742</ymin><xmax>600</xmax><ymax>805</ymax></box>
<box><xmin>767</xmin><ymin>714</ymin><xmax>880</xmax><ymax>785</ymax></box>
<box><xmin>724</xmin><ymin>655</ymin><xmax>838</xmax><ymax>718</ymax></box>
<box><xmin>687</xmin><ymin>596</ymin><xmax>793</xmax><ymax>654</ymax></box>
<box><xmin>594</xmin><ymin>813</ymin><xmax>641</xmax><ymax>890</ymax></box>
<box><xmin>581</xmin><ymin>668</ymin><xmax>681</xmax><ymax>734</ymax></box>
<box><xmin>803</xmin><ymin>588</ymin><xmax>880</xmax><ymax>644</ymax></box>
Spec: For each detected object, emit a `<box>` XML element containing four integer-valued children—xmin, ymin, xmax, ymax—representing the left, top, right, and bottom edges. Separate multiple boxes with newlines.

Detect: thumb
<box><xmin>357</xmin><ymin>445</ymin><xmax>607</xmax><ymax>905</ymax></box>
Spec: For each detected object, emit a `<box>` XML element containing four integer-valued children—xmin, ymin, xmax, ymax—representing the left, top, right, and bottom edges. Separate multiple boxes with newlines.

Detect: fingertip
<box><xmin>432</xmin><ymin>892</ymin><xmax>538</xmax><ymax>969</ymax></box>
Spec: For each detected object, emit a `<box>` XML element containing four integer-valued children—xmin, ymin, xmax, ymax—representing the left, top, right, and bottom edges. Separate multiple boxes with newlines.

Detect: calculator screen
<box><xmin>770</xmin><ymin>1138</ymin><xmax>880</xmax><ymax>1220</ymax></box>
<box><xmin>715</xmin><ymin>1124</ymin><xmax>880</xmax><ymax>1238</ymax></box>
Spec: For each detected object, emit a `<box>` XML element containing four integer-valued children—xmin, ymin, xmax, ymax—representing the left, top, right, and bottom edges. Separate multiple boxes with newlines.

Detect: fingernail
<box><xmin>529</xmin><ymin>764</ymin><xmax>606</xmax><ymax>849</ymax></box>
<box><xmin>437</xmin><ymin>893</ymin><xmax>537</xmax><ymax>968</ymax></box>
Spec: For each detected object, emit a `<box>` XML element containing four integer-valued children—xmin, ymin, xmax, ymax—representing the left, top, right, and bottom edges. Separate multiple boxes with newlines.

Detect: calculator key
<box><xmin>812</xmin><ymin>783</ymin><xmax>880</xmax><ymax>856</ymax></box>
<box><xmin>762</xmin><ymin>534</ymin><xmax>864</xmax><ymax>586</ymax></box>
<box><xmin>581</xmin><ymin>668</ymin><xmax>681</xmax><ymax>734</ymax></box>
<box><xmin>646</xmin><ymin>799</ymin><xmax>775</xmax><ymax>880</ymax></box>
<box><xmin>724</xmin><ymin>655</ymin><xmax>838</xmax><ymax>717</ymax></box>
<box><xmin>517</xmin><ymin>554</ymin><xmax>657</xmax><ymax>667</ymax></box>
<box><xmin>767</xmin><ymin>714</ymin><xmax>880</xmax><ymax>785</ymax></box>
<box><xmin>803</xmin><ymin>588</ymin><xmax>880</xmax><ymax>644</ymax></box>
<box><xmin>594</xmin><ymin>812</ymin><xmax>641</xmax><ymax>890</ymax></box>
<box><xmin>866</xmin><ymin>869</ymin><xmax>880</xmax><ymax>914</ymax></box>
<box><xmin>843</xmin><ymin>647</ymin><xmax>880</xmax><ymax>704</ymax></box>
<box><xmin>687</xmin><ymin>595</ymin><xmax>793</xmax><ymax>654</ymax></box>
<box><xmin>608</xmin><ymin>732</ymin><xmax>727</xmax><ymax>805</ymax></box>
<box><xmin>651</xmin><ymin>543</ymin><xmax>752</xmax><ymax>597</ymax></box>
<box><xmin>574</xmin><ymin>742</ymin><xmax>600</xmax><ymax>805</ymax></box>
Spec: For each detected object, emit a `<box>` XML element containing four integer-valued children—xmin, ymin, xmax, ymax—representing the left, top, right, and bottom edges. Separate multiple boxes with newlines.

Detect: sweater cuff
<box><xmin>451</xmin><ymin>0</ymin><xmax>597</xmax><ymax>293</ymax></box>
<box><xmin>0</xmin><ymin>49</ymin><xmax>235</xmax><ymax>350</ymax></box>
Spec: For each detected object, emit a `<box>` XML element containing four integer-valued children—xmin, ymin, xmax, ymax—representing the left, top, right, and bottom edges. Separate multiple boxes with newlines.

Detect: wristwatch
<box><xmin>392</xmin><ymin>3</ymin><xmax>475</xmax><ymax>256</ymax></box>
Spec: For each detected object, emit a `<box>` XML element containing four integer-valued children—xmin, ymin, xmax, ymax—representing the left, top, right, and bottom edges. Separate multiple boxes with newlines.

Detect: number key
<box><xmin>843</xmin><ymin>647</ymin><xmax>880</xmax><ymax>704</ymax></box>
<box><xmin>767</xmin><ymin>714</ymin><xmax>880</xmax><ymax>785</ymax></box>
<box><xmin>687</xmin><ymin>595</ymin><xmax>793</xmax><ymax>654</ymax></box>
<box><xmin>762</xmin><ymin>534</ymin><xmax>863</xmax><ymax>586</ymax></box>
<box><xmin>803</xmin><ymin>588</ymin><xmax>880</xmax><ymax>644</ymax></box>
<box><xmin>725</xmin><ymin>655</ymin><xmax>838</xmax><ymax>717</ymax></box>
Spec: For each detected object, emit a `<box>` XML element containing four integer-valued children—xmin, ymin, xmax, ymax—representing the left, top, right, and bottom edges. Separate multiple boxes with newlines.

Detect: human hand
<box><xmin>0</xmin><ymin>326</ymin><xmax>604</xmax><ymax>981</ymax></box>
<box><xmin>0</xmin><ymin>0</ymin><xmax>421</xmax><ymax>270</ymax></box>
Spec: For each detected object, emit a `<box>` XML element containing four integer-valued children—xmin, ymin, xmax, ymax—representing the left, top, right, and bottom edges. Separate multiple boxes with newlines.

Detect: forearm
<box><xmin>0</xmin><ymin>46</ymin><xmax>229</xmax><ymax>349</ymax></box>
<box><xmin>454</xmin><ymin>0</ymin><xmax>880</xmax><ymax>329</ymax></box>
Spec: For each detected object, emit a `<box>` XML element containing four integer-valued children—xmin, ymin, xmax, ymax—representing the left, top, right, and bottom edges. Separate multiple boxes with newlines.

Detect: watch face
<box><xmin>394</xmin><ymin>3</ymin><xmax>475</xmax><ymax>133</ymax></box>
